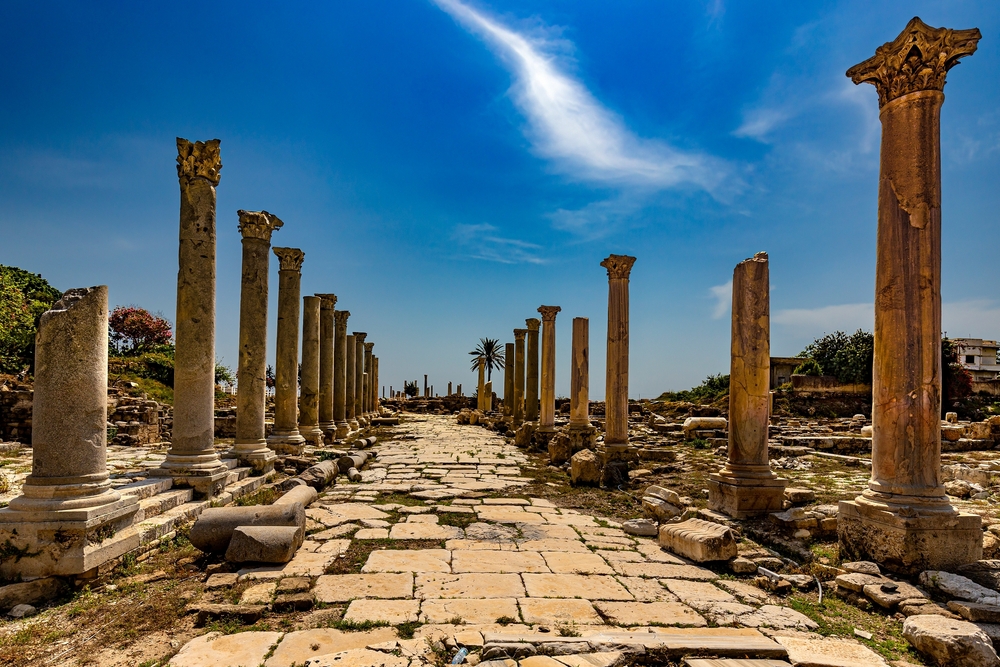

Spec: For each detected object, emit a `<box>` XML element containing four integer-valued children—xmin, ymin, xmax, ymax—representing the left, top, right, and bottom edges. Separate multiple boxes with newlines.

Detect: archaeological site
<box><xmin>2</xmin><ymin>6</ymin><xmax>1000</xmax><ymax>667</ymax></box>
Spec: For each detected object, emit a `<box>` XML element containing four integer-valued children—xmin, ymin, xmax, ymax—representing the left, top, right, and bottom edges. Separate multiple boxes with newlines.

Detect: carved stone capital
<box><xmin>273</xmin><ymin>247</ymin><xmax>305</xmax><ymax>272</ymax></box>
<box><xmin>525</xmin><ymin>318</ymin><xmax>540</xmax><ymax>332</ymax></box>
<box><xmin>176</xmin><ymin>138</ymin><xmax>222</xmax><ymax>186</ymax></box>
<box><xmin>353</xmin><ymin>332</ymin><xmax>367</xmax><ymax>343</ymax></box>
<box><xmin>316</xmin><ymin>293</ymin><xmax>337</xmax><ymax>309</ymax></box>
<box><xmin>514</xmin><ymin>329</ymin><xmax>528</xmax><ymax>341</ymax></box>
<box><xmin>237</xmin><ymin>210</ymin><xmax>284</xmax><ymax>242</ymax></box>
<box><xmin>334</xmin><ymin>310</ymin><xmax>351</xmax><ymax>325</ymax></box>
<box><xmin>601</xmin><ymin>254</ymin><xmax>637</xmax><ymax>280</ymax></box>
<box><xmin>847</xmin><ymin>17</ymin><xmax>980</xmax><ymax>108</ymax></box>
<box><xmin>537</xmin><ymin>305</ymin><xmax>561</xmax><ymax>322</ymax></box>
<box><xmin>364</xmin><ymin>342</ymin><xmax>374</xmax><ymax>353</ymax></box>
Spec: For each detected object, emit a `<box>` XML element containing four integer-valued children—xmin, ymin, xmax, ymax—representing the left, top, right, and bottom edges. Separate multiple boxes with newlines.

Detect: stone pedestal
<box><xmin>298</xmin><ymin>296</ymin><xmax>323</xmax><ymax>444</ymax></box>
<box><xmin>709</xmin><ymin>253</ymin><xmax>786</xmax><ymax>518</ymax></box>
<box><xmin>838</xmin><ymin>18</ymin><xmax>983</xmax><ymax>574</ymax></box>
<box><xmin>156</xmin><ymin>138</ymin><xmax>229</xmax><ymax>496</ymax></box>
<box><xmin>334</xmin><ymin>310</ymin><xmax>351</xmax><ymax>438</ymax></box>
<box><xmin>513</xmin><ymin>330</ymin><xmax>527</xmax><ymax>425</ymax></box>
<box><xmin>231</xmin><ymin>210</ymin><xmax>282</xmax><ymax>474</ymax></box>
<box><xmin>0</xmin><ymin>286</ymin><xmax>140</xmax><ymax>578</ymax></box>
<box><xmin>317</xmin><ymin>294</ymin><xmax>337</xmax><ymax>434</ymax></box>
<box><xmin>268</xmin><ymin>248</ymin><xmax>306</xmax><ymax>454</ymax></box>
<box><xmin>601</xmin><ymin>255</ymin><xmax>636</xmax><ymax>458</ymax></box>
<box><xmin>346</xmin><ymin>334</ymin><xmax>358</xmax><ymax>430</ymax></box>
<box><xmin>525</xmin><ymin>318</ymin><xmax>540</xmax><ymax>422</ymax></box>
<box><xmin>353</xmin><ymin>332</ymin><xmax>368</xmax><ymax>427</ymax></box>
<box><xmin>503</xmin><ymin>342</ymin><xmax>515</xmax><ymax>416</ymax></box>
<box><xmin>537</xmin><ymin>306</ymin><xmax>561</xmax><ymax>437</ymax></box>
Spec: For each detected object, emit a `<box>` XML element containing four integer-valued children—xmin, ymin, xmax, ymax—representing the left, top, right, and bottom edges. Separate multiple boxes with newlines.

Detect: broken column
<box><xmin>0</xmin><ymin>286</ymin><xmax>140</xmax><ymax>577</ymax></box>
<box><xmin>334</xmin><ymin>310</ymin><xmax>351</xmax><ymax>439</ymax></box>
<box><xmin>477</xmin><ymin>358</ymin><xmax>487</xmax><ymax>412</ymax></box>
<box><xmin>567</xmin><ymin>317</ymin><xmax>597</xmax><ymax>452</ymax></box>
<box><xmin>268</xmin><ymin>247</ymin><xmax>306</xmax><ymax>454</ymax></box>
<box><xmin>364</xmin><ymin>341</ymin><xmax>374</xmax><ymax>418</ymax></box>
<box><xmin>373</xmin><ymin>356</ymin><xmax>380</xmax><ymax>415</ymax></box>
<box><xmin>346</xmin><ymin>334</ymin><xmax>358</xmax><ymax>430</ymax></box>
<box><xmin>513</xmin><ymin>329</ymin><xmax>527</xmax><ymax>425</ymax></box>
<box><xmin>156</xmin><ymin>138</ymin><xmax>228</xmax><ymax>495</ymax></box>
<box><xmin>708</xmin><ymin>253</ymin><xmax>786</xmax><ymax>518</ymax></box>
<box><xmin>838</xmin><ymin>17</ymin><xmax>983</xmax><ymax>573</ymax></box>
<box><xmin>231</xmin><ymin>210</ymin><xmax>282</xmax><ymax>474</ymax></box>
<box><xmin>602</xmin><ymin>254</ymin><xmax>636</xmax><ymax>459</ymax></box>
<box><xmin>504</xmin><ymin>342</ymin><xmax>515</xmax><ymax>416</ymax></box>
<box><xmin>298</xmin><ymin>296</ymin><xmax>323</xmax><ymax>444</ymax></box>
<box><xmin>525</xmin><ymin>318</ymin><xmax>540</xmax><ymax>422</ymax></box>
<box><xmin>354</xmin><ymin>332</ymin><xmax>368</xmax><ymax>427</ymax></box>
<box><xmin>317</xmin><ymin>294</ymin><xmax>337</xmax><ymax>435</ymax></box>
<box><xmin>537</xmin><ymin>306</ymin><xmax>561</xmax><ymax>443</ymax></box>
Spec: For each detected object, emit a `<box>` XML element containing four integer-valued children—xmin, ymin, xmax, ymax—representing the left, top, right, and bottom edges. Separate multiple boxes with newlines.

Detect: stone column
<box><xmin>353</xmin><ymin>332</ymin><xmax>367</xmax><ymax>427</ymax></box>
<box><xmin>525</xmin><ymin>318</ymin><xmax>540</xmax><ymax>422</ymax></box>
<box><xmin>448</xmin><ymin>382</ymin><xmax>453</xmax><ymax>396</ymax></box>
<box><xmin>346</xmin><ymin>334</ymin><xmax>358</xmax><ymax>430</ymax></box>
<box><xmin>268</xmin><ymin>248</ymin><xmax>306</xmax><ymax>454</ymax></box>
<box><xmin>504</xmin><ymin>343</ymin><xmax>515</xmax><ymax>416</ymax></box>
<box><xmin>0</xmin><ymin>287</ymin><xmax>140</xmax><ymax>577</ymax></box>
<box><xmin>317</xmin><ymin>294</ymin><xmax>337</xmax><ymax>434</ymax></box>
<box><xmin>231</xmin><ymin>210</ymin><xmax>282</xmax><ymax>473</ymax></box>
<box><xmin>838</xmin><ymin>18</ymin><xmax>982</xmax><ymax>574</ymax></box>
<box><xmin>334</xmin><ymin>310</ymin><xmax>351</xmax><ymax>438</ymax></box>
<box><xmin>424</xmin><ymin>375</ymin><xmax>429</xmax><ymax>398</ymax></box>
<box><xmin>566</xmin><ymin>317</ymin><xmax>597</xmax><ymax>455</ymax></box>
<box><xmin>537</xmin><ymin>306</ymin><xmax>561</xmax><ymax>437</ymax></box>
<box><xmin>373</xmin><ymin>356</ymin><xmax>380</xmax><ymax>414</ymax></box>
<box><xmin>477</xmin><ymin>358</ymin><xmax>486</xmax><ymax>412</ymax></box>
<box><xmin>513</xmin><ymin>329</ymin><xmax>527</xmax><ymax>425</ymax></box>
<box><xmin>157</xmin><ymin>138</ymin><xmax>228</xmax><ymax>495</ymax></box>
<box><xmin>299</xmin><ymin>296</ymin><xmax>323</xmax><ymax>444</ymax></box>
<box><xmin>364</xmin><ymin>342</ymin><xmax>374</xmax><ymax>417</ymax></box>
<box><xmin>602</xmin><ymin>254</ymin><xmax>636</xmax><ymax>452</ymax></box>
<box><xmin>708</xmin><ymin>253</ymin><xmax>786</xmax><ymax>518</ymax></box>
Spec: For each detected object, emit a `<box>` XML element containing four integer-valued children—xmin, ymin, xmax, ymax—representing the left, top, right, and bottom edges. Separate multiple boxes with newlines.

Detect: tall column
<box><xmin>346</xmin><ymin>334</ymin><xmax>358</xmax><ymax>430</ymax></box>
<box><xmin>602</xmin><ymin>254</ymin><xmax>636</xmax><ymax>452</ymax></box>
<box><xmin>354</xmin><ymin>332</ymin><xmax>367</xmax><ymax>427</ymax></box>
<box><xmin>268</xmin><ymin>248</ymin><xmax>306</xmax><ymax>454</ymax></box>
<box><xmin>424</xmin><ymin>374</ymin><xmax>429</xmax><ymax>398</ymax></box>
<box><xmin>709</xmin><ymin>253</ymin><xmax>785</xmax><ymax>518</ymax></box>
<box><xmin>504</xmin><ymin>343</ymin><xmax>515</xmax><ymax>416</ymax></box>
<box><xmin>477</xmin><ymin>358</ymin><xmax>486</xmax><ymax>412</ymax></box>
<box><xmin>525</xmin><ymin>319</ymin><xmax>540</xmax><ymax>422</ymax></box>
<box><xmin>513</xmin><ymin>329</ymin><xmax>527</xmax><ymax>425</ymax></box>
<box><xmin>373</xmin><ymin>356</ymin><xmax>380</xmax><ymax>414</ymax></box>
<box><xmin>299</xmin><ymin>296</ymin><xmax>323</xmax><ymax>444</ymax></box>
<box><xmin>448</xmin><ymin>382</ymin><xmax>453</xmax><ymax>396</ymax></box>
<box><xmin>334</xmin><ymin>310</ymin><xmax>351</xmax><ymax>438</ymax></box>
<box><xmin>537</xmin><ymin>306</ymin><xmax>561</xmax><ymax>437</ymax></box>
<box><xmin>570</xmin><ymin>317</ymin><xmax>590</xmax><ymax>428</ymax></box>
<box><xmin>838</xmin><ymin>18</ymin><xmax>982</xmax><ymax>573</ymax></box>
<box><xmin>157</xmin><ymin>138</ymin><xmax>228</xmax><ymax>495</ymax></box>
<box><xmin>231</xmin><ymin>210</ymin><xmax>282</xmax><ymax>473</ymax></box>
<box><xmin>317</xmin><ymin>294</ymin><xmax>337</xmax><ymax>434</ymax></box>
<box><xmin>364</xmin><ymin>342</ymin><xmax>374</xmax><ymax>417</ymax></box>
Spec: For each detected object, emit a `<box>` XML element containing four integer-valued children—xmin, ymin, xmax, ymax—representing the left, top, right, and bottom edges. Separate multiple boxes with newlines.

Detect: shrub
<box><xmin>801</xmin><ymin>330</ymin><xmax>873</xmax><ymax>384</ymax></box>
<box><xmin>0</xmin><ymin>265</ymin><xmax>61</xmax><ymax>374</ymax></box>
<box><xmin>793</xmin><ymin>359</ymin><xmax>822</xmax><ymax>376</ymax></box>
<box><xmin>109</xmin><ymin>306</ymin><xmax>172</xmax><ymax>356</ymax></box>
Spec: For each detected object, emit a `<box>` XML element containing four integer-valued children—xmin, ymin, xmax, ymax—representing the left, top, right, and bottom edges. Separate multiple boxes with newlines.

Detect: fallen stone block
<box><xmin>659</xmin><ymin>518</ymin><xmax>738</xmax><ymax>562</ymax></box>
<box><xmin>622</xmin><ymin>518</ymin><xmax>658</xmax><ymax>537</ymax></box>
<box><xmin>8</xmin><ymin>604</ymin><xmax>36</xmax><ymax>619</ymax></box>
<box><xmin>272</xmin><ymin>592</ymin><xmax>314</xmax><ymax>612</ymax></box>
<box><xmin>338</xmin><ymin>453</ymin><xmax>368</xmax><ymax>473</ymax></box>
<box><xmin>273</xmin><ymin>484</ymin><xmax>318</xmax><ymax>508</ymax></box>
<box><xmin>643</xmin><ymin>495</ymin><xmax>683</xmax><ymax>522</ymax></box>
<box><xmin>346</xmin><ymin>467</ymin><xmax>362</xmax><ymax>482</ymax></box>
<box><xmin>645</xmin><ymin>485</ymin><xmax>683</xmax><ymax>506</ymax></box>
<box><xmin>193</xmin><ymin>603</ymin><xmax>266</xmax><ymax>627</ymax></box>
<box><xmin>299</xmin><ymin>460</ymin><xmax>338</xmax><ymax>488</ymax></box>
<box><xmin>225</xmin><ymin>525</ymin><xmax>302</xmax><ymax>563</ymax></box>
<box><xmin>949</xmin><ymin>601</ymin><xmax>1000</xmax><ymax>624</ymax></box>
<box><xmin>920</xmin><ymin>571</ymin><xmax>1000</xmax><ymax>606</ymax></box>
<box><xmin>571</xmin><ymin>449</ymin><xmax>601</xmax><ymax>486</ymax></box>
<box><xmin>903</xmin><ymin>614</ymin><xmax>1000</xmax><ymax>667</ymax></box>
<box><xmin>682</xmin><ymin>417</ymin><xmax>728</xmax><ymax>436</ymax></box>
<box><xmin>0</xmin><ymin>577</ymin><xmax>64</xmax><ymax>613</ymax></box>
<box><xmin>189</xmin><ymin>504</ymin><xmax>305</xmax><ymax>554</ymax></box>
<box><xmin>784</xmin><ymin>487</ymin><xmax>816</xmax><ymax>504</ymax></box>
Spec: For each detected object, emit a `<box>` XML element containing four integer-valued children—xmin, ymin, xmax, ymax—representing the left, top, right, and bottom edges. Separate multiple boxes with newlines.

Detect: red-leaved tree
<box><xmin>109</xmin><ymin>306</ymin><xmax>172</xmax><ymax>356</ymax></box>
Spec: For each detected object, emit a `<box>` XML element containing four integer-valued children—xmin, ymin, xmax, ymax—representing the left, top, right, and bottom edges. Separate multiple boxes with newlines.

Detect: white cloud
<box><xmin>451</xmin><ymin>223</ymin><xmax>545</xmax><ymax>264</ymax></box>
<box><xmin>772</xmin><ymin>302</ymin><xmax>873</xmax><ymax>335</ymax></box>
<box><xmin>433</xmin><ymin>0</ymin><xmax>729</xmax><ymax>195</ymax></box>
<box><xmin>709</xmin><ymin>280</ymin><xmax>732</xmax><ymax>319</ymax></box>
<box><xmin>733</xmin><ymin>107</ymin><xmax>792</xmax><ymax>142</ymax></box>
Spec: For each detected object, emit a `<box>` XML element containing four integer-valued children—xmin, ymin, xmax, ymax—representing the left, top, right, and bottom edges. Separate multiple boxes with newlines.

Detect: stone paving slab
<box><xmin>617</xmin><ymin>576</ymin><xmax>680</xmax><ymax>602</ymax></box>
<box><xmin>264</xmin><ymin>628</ymin><xmax>398</xmax><ymax>667</ymax></box>
<box><xmin>168</xmin><ymin>630</ymin><xmax>283</xmax><ymax>666</ymax></box>
<box><xmin>541</xmin><ymin>551</ymin><xmax>614</xmax><ymax>574</ymax></box>
<box><xmin>446</xmin><ymin>539</ymin><xmax>519</xmax><ymax>551</ymax></box>
<box><xmin>313</xmin><ymin>573</ymin><xmax>414</xmax><ymax>602</ymax></box>
<box><xmin>300</xmin><ymin>647</ymin><xmax>409</xmax><ymax>666</ymax></box>
<box><xmin>518</xmin><ymin>539</ymin><xmax>590</xmax><ymax>553</ymax></box>
<box><xmin>452</xmin><ymin>550</ymin><xmax>550</xmax><ymax>573</ymax></box>
<box><xmin>342</xmin><ymin>598</ymin><xmax>420</xmax><ymax>624</ymax></box>
<box><xmin>771</xmin><ymin>632</ymin><xmax>890</xmax><ymax>666</ymax></box>
<box><xmin>362</xmin><ymin>549</ymin><xmax>452</xmax><ymax>573</ymax></box>
<box><xmin>415</xmin><ymin>573</ymin><xmax>526</xmax><ymax>598</ymax></box>
<box><xmin>518</xmin><ymin>598</ymin><xmax>604</xmax><ymax>625</ymax></box>
<box><xmin>388</xmin><ymin>522</ymin><xmax>463</xmax><ymax>540</ymax></box>
<box><xmin>522</xmin><ymin>574</ymin><xmax>634</xmax><ymax>601</ymax></box>
<box><xmin>615</xmin><ymin>562</ymin><xmax>717</xmax><ymax>580</ymax></box>
<box><xmin>420</xmin><ymin>597</ymin><xmax>520</xmax><ymax>624</ymax></box>
<box><xmin>593</xmin><ymin>601</ymin><xmax>707</xmax><ymax>627</ymax></box>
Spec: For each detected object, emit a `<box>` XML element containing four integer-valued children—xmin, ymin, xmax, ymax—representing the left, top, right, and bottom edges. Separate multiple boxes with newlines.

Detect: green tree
<box><xmin>793</xmin><ymin>359</ymin><xmax>822</xmax><ymax>376</ymax></box>
<box><xmin>942</xmin><ymin>337</ymin><xmax>973</xmax><ymax>412</ymax></box>
<box><xmin>801</xmin><ymin>329</ymin><xmax>874</xmax><ymax>384</ymax></box>
<box><xmin>469</xmin><ymin>337</ymin><xmax>505</xmax><ymax>382</ymax></box>
<box><xmin>214</xmin><ymin>362</ymin><xmax>235</xmax><ymax>386</ymax></box>
<box><xmin>403</xmin><ymin>380</ymin><xmax>419</xmax><ymax>397</ymax></box>
<box><xmin>0</xmin><ymin>265</ymin><xmax>62</xmax><ymax>373</ymax></box>
<box><xmin>657</xmin><ymin>373</ymin><xmax>730</xmax><ymax>402</ymax></box>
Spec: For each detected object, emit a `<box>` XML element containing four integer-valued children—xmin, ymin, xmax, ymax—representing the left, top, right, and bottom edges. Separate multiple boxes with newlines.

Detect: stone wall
<box><xmin>790</xmin><ymin>375</ymin><xmax>871</xmax><ymax>394</ymax></box>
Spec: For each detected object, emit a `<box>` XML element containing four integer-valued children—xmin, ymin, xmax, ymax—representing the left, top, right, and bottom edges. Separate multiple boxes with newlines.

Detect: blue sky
<box><xmin>1</xmin><ymin>1</ymin><xmax>998</xmax><ymax>399</ymax></box>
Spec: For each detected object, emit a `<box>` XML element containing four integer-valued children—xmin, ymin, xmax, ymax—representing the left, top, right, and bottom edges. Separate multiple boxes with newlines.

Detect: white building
<box><xmin>949</xmin><ymin>338</ymin><xmax>1000</xmax><ymax>381</ymax></box>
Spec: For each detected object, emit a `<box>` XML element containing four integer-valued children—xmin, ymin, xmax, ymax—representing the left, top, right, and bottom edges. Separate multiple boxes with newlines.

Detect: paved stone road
<box><xmin>170</xmin><ymin>415</ymin><xmax>892</xmax><ymax>667</ymax></box>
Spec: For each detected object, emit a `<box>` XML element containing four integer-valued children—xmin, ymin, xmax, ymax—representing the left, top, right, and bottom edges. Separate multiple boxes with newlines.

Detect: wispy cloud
<box><xmin>451</xmin><ymin>223</ymin><xmax>546</xmax><ymax>264</ymax></box>
<box><xmin>709</xmin><ymin>280</ymin><xmax>732</xmax><ymax>319</ymax></box>
<box><xmin>433</xmin><ymin>0</ymin><xmax>732</xmax><ymax>215</ymax></box>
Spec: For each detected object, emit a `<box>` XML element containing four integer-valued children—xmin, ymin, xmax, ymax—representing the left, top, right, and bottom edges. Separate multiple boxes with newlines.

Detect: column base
<box><xmin>299</xmin><ymin>425</ymin><xmax>325</xmax><ymax>446</ymax></box>
<box><xmin>268</xmin><ymin>430</ymin><xmax>306</xmax><ymax>454</ymax></box>
<box><xmin>357</xmin><ymin>416</ymin><xmax>369</xmax><ymax>428</ymax></box>
<box><xmin>229</xmin><ymin>442</ymin><xmax>277</xmax><ymax>475</ymax></box>
<box><xmin>150</xmin><ymin>465</ymin><xmax>231</xmax><ymax>499</ymax></box>
<box><xmin>534</xmin><ymin>428</ymin><xmax>557</xmax><ymax>450</ymax></box>
<box><xmin>334</xmin><ymin>422</ymin><xmax>350</xmax><ymax>440</ymax></box>
<box><xmin>349</xmin><ymin>419</ymin><xmax>360</xmax><ymax>431</ymax></box>
<box><xmin>838</xmin><ymin>496</ymin><xmax>983</xmax><ymax>576</ymax></box>
<box><xmin>708</xmin><ymin>472</ymin><xmax>787</xmax><ymax>519</ymax></box>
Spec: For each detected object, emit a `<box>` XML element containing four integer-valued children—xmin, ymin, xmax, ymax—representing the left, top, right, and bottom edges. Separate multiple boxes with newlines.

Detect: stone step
<box><xmin>115</xmin><ymin>477</ymin><xmax>173</xmax><ymax>500</ymax></box>
<box><xmin>212</xmin><ymin>474</ymin><xmax>267</xmax><ymax>506</ymax></box>
<box><xmin>138</xmin><ymin>488</ymin><xmax>194</xmax><ymax>519</ymax></box>
<box><xmin>226</xmin><ymin>466</ymin><xmax>251</xmax><ymax>485</ymax></box>
<box><xmin>221</xmin><ymin>457</ymin><xmax>239</xmax><ymax>470</ymax></box>
<box><xmin>137</xmin><ymin>499</ymin><xmax>211</xmax><ymax>545</ymax></box>
<box><xmin>685</xmin><ymin>660</ymin><xmax>791</xmax><ymax>667</ymax></box>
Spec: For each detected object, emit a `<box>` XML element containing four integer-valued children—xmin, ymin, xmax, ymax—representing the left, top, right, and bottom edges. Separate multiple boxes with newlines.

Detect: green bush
<box><xmin>793</xmin><ymin>359</ymin><xmax>822</xmax><ymax>376</ymax></box>
<box><xmin>657</xmin><ymin>373</ymin><xmax>730</xmax><ymax>402</ymax></box>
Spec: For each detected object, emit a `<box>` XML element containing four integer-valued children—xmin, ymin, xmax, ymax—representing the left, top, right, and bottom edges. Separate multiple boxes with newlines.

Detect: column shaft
<box><xmin>364</xmin><ymin>342</ymin><xmax>374</xmax><ymax>417</ymax></box>
<box><xmin>346</xmin><ymin>335</ymin><xmax>357</xmax><ymax>430</ymax></box>
<box><xmin>538</xmin><ymin>306</ymin><xmax>561</xmax><ymax>432</ymax></box>
<box><xmin>299</xmin><ymin>296</ymin><xmax>323</xmax><ymax>443</ymax></box>
<box><xmin>354</xmin><ymin>332</ymin><xmax>367</xmax><ymax>426</ymax></box>
<box><xmin>318</xmin><ymin>295</ymin><xmax>337</xmax><ymax>431</ymax></box>
<box><xmin>602</xmin><ymin>255</ymin><xmax>635</xmax><ymax>448</ymax></box>
<box><xmin>268</xmin><ymin>248</ymin><xmax>305</xmax><ymax>452</ymax></box>
<box><xmin>504</xmin><ymin>343</ymin><xmax>515</xmax><ymax>416</ymax></box>
<box><xmin>570</xmin><ymin>317</ymin><xmax>590</xmax><ymax>427</ymax></box>
<box><xmin>477</xmin><ymin>359</ymin><xmax>486</xmax><ymax>412</ymax></box>
<box><xmin>525</xmin><ymin>319</ymin><xmax>540</xmax><ymax>421</ymax></box>
<box><xmin>334</xmin><ymin>310</ymin><xmax>351</xmax><ymax>438</ymax></box>
<box><xmin>513</xmin><ymin>330</ymin><xmax>526</xmax><ymax>425</ymax></box>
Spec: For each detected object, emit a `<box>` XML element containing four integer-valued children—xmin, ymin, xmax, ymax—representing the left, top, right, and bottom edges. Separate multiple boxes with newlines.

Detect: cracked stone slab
<box><xmin>264</xmin><ymin>628</ymin><xmax>398</xmax><ymax>667</ymax></box>
<box><xmin>522</xmin><ymin>574</ymin><xmax>634</xmax><ymax>601</ymax></box>
<box><xmin>415</xmin><ymin>573</ymin><xmax>525</xmax><ymax>599</ymax></box>
<box><xmin>343</xmin><ymin>599</ymin><xmax>420</xmax><ymax>624</ymax></box>
<box><xmin>168</xmin><ymin>631</ymin><xmax>283</xmax><ymax>667</ymax></box>
<box><xmin>518</xmin><ymin>598</ymin><xmax>604</xmax><ymax>625</ymax></box>
<box><xmin>420</xmin><ymin>598</ymin><xmax>520</xmax><ymax>624</ymax></box>
<box><xmin>362</xmin><ymin>549</ymin><xmax>452</xmax><ymax>573</ymax></box>
<box><xmin>593</xmin><ymin>601</ymin><xmax>707</xmax><ymax>627</ymax></box>
<box><xmin>541</xmin><ymin>552</ymin><xmax>614</xmax><ymax>575</ymax></box>
<box><xmin>313</xmin><ymin>574</ymin><xmax>414</xmax><ymax>603</ymax></box>
<box><xmin>451</xmin><ymin>550</ymin><xmax>550</xmax><ymax>573</ymax></box>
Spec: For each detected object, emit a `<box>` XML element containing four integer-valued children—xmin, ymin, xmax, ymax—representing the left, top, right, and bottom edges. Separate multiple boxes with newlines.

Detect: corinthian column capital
<box><xmin>334</xmin><ymin>310</ymin><xmax>351</xmax><ymax>325</ymax></box>
<box><xmin>601</xmin><ymin>254</ymin><xmax>637</xmax><ymax>280</ymax></box>
<box><xmin>353</xmin><ymin>332</ymin><xmax>367</xmax><ymax>343</ymax></box>
<box><xmin>847</xmin><ymin>17</ymin><xmax>980</xmax><ymax>108</ymax></box>
<box><xmin>514</xmin><ymin>328</ymin><xmax>528</xmax><ymax>341</ymax></box>
<box><xmin>176</xmin><ymin>138</ymin><xmax>222</xmax><ymax>186</ymax></box>
<box><xmin>316</xmin><ymin>293</ymin><xmax>338</xmax><ymax>309</ymax></box>
<box><xmin>364</xmin><ymin>342</ymin><xmax>374</xmax><ymax>353</ymax></box>
<box><xmin>525</xmin><ymin>318</ymin><xmax>540</xmax><ymax>332</ymax></box>
<box><xmin>273</xmin><ymin>247</ymin><xmax>305</xmax><ymax>272</ymax></box>
<box><xmin>537</xmin><ymin>305</ymin><xmax>561</xmax><ymax>322</ymax></box>
<box><xmin>237</xmin><ymin>210</ymin><xmax>284</xmax><ymax>241</ymax></box>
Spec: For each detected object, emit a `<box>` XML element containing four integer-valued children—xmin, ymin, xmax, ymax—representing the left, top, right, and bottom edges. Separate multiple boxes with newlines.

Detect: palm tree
<box><xmin>469</xmin><ymin>337</ymin><xmax>505</xmax><ymax>382</ymax></box>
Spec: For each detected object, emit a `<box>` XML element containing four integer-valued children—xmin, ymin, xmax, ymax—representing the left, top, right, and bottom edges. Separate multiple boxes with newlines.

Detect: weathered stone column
<box><xmin>838</xmin><ymin>18</ymin><xmax>982</xmax><ymax>573</ymax></box>
<box><xmin>513</xmin><ymin>330</ymin><xmax>527</xmax><ymax>425</ymax></box>
<box><xmin>537</xmin><ymin>306</ymin><xmax>561</xmax><ymax>438</ymax></box>
<box><xmin>565</xmin><ymin>317</ymin><xmax>597</xmax><ymax>455</ymax></box>
<box><xmin>157</xmin><ymin>138</ymin><xmax>228</xmax><ymax>495</ymax></box>
<box><xmin>353</xmin><ymin>332</ymin><xmax>367</xmax><ymax>427</ymax></box>
<box><xmin>477</xmin><ymin>358</ymin><xmax>486</xmax><ymax>412</ymax></box>
<box><xmin>231</xmin><ymin>210</ymin><xmax>282</xmax><ymax>473</ymax></box>
<box><xmin>525</xmin><ymin>318</ymin><xmax>540</xmax><ymax>422</ymax></box>
<box><xmin>317</xmin><ymin>294</ymin><xmax>337</xmax><ymax>434</ymax></box>
<box><xmin>0</xmin><ymin>286</ymin><xmax>140</xmax><ymax>577</ymax></box>
<box><xmin>346</xmin><ymin>334</ymin><xmax>358</xmax><ymax>430</ymax></box>
<box><xmin>334</xmin><ymin>310</ymin><xmax>351</xmax><ymax>438</ymax></box>
<box><xmin>602</xmin><ymin>254</ymin><xmax>636</xmax><ymax>453</ymax></box>
<box><xmin>373</xmin><ymin>356</ymin><xmax>380</xmax><ymax>414</ymax></box>
<box><xmin>709</xmin><ymin>253</ymin><xmax>786</xmax><ymax>518</ymax></box>
<box><xmin>504</xmin><ymin>343</ymin><xmax>515</xmax><ymax>416</ymax></box>
<box><xmin>268</xmin><ymin>248</ymin><xmax>306</xmax><ymax>454</ymax></box>
<box><xmin>299</xmin><ymin>296</ymin><xmax>323</xmax><ymax>444</ymax></box>
<box><xmin>364</xmin><ymin>342</ymin><xmax>374</xmax><ymax>417</ymax></box>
